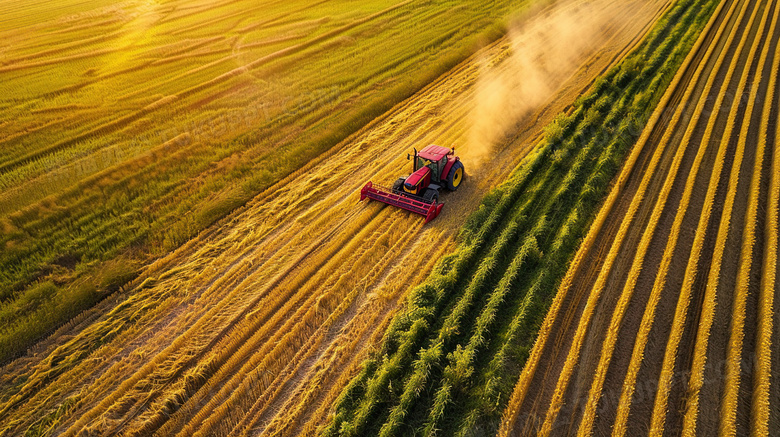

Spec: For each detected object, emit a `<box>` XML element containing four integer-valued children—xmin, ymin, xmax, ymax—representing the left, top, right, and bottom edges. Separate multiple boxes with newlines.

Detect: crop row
<box><xmin>685</xmin><ymin>1</ymin><xmax>779</xmax><ymax>433</ymax></box>
<box><xmin>604</xmin><ymin>0</ymin><xmax>749</xmax><ymax>432</ymax></box>
<box><xmin>590</xmin><ymin>0</ymin><xmax>760</xmax><ymax>433</ymax></box>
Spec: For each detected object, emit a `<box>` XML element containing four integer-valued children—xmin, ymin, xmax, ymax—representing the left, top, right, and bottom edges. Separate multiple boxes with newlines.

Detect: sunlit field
<box><xmin>0</xmin><ymin>0</ymin><xmax>516</xmax><ymax>361</ymax></box>
<box><xmin>3</xmin><ymin>0</ymin><xmax>778</xmax><ymax>435</ymax></box>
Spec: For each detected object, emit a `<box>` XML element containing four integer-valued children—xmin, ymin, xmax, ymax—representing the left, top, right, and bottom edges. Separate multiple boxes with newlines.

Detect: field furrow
<box><xmin>761</xmin><ymin>51</ymin><xmax>780</xmax><ymax>433</ymax></box>
<box><xmin>499</xmin><ymin>0</ymin><xmax>780</xmax><ymax>433</ymax></box>
<box><xmin>501</xmin><ymin>0</ymin><xmax>735</xmax><ymax>432</ymax></box>
<box><xmin>688</xmin><ymin>2</ymin><xmax>779</xmax><ymax>434</ymax></box>
<box><xmin>652</xmin><ymin>0</ymin><xmax>769</xmax><ymax>432</ymax></box>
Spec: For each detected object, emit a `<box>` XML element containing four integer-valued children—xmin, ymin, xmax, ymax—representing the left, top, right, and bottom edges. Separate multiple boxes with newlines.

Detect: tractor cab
<box><xmin>413</xmin><ymin>145</ymin><xmax>451</xmax><ymax>182</ymax></box>
<box><xmin>404</xmin><ymin>144</ymin><xmax>463</xmax><ymax>193</ymax></box>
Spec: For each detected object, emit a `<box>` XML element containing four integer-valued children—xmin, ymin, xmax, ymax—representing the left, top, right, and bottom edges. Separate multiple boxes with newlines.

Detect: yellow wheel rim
<box><xmin>453</xmin><ymin>167</ymin><xmax>463</xmax><ymax>187</ymax></box>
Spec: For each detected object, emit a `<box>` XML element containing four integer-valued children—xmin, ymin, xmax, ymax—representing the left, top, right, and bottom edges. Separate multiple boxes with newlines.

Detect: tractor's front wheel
<box><xmin>423</xmin><ymin>188</ymin><xmax>439</xmax><ymax>204</ymax></box>
<box><xmin>446</xmin><ymin>161</ymin><xmax>464</xmax><ymax>191</ymax></box>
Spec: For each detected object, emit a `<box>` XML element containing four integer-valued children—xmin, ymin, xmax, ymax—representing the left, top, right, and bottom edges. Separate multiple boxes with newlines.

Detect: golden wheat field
<box><xmin>2</xmin><ymin>0</ymin><xmax>777</xmax><ymax>435</ymax></box>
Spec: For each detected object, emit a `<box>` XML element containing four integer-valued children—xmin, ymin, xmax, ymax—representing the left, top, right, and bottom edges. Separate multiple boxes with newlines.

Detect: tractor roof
<box><xmin>418</xmin><ymin>144</ymin><xmax>451</xmax><ymax>161</ymax></box>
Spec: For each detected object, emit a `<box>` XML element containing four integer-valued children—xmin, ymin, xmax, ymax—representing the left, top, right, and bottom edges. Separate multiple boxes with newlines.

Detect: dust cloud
<box><xmin>466</xmin><ymin>0</ymin><xmax>629</xmax><ymax>166</ymax></box>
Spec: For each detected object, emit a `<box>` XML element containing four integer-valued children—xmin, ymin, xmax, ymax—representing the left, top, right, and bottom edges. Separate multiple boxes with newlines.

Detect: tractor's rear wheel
<box><xmin>446</xmin><ymin>161</ymin><xmax>464</xmax><ymax>191</ymax></box>
<box><xmin>422</xmin><ymin>188</ymin><xmax>438</xmax><ymax>204</ymax></box>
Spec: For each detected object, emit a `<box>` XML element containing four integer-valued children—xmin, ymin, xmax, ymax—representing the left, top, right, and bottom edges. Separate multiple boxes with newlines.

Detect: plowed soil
<box><xmin>502</xmin><ymin>0</ymin><xmax>780</xmax><ymax>433</ymax></box>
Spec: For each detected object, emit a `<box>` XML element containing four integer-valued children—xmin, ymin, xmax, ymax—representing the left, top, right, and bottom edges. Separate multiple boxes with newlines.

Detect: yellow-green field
<box><xmin>0</xmin><ymin>0</ymin><xmax>519</xmax><ymax>361</ymax></box>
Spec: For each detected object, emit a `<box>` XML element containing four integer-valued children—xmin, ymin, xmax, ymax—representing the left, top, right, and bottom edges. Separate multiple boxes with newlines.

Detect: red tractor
<box><xmin>360</xmin><ymin>144</ymin><xmax>464</xmax><ymax>223</ymax></box>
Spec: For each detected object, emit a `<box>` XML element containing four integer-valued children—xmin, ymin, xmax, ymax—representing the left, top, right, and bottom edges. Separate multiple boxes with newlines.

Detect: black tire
<box><xmin>446</xmin><ymin>161</ymin><xmax>464</xmax><ymax>191</ymax></box>
<box><xmin>392</xmin><ymin>177</ymin><xmax>405</xmax><ymax>193</ymax></box>
<box><xmin>422</xmin><ymin>188</ymin><xmax>439</xmax><ymax>204</ymax></box>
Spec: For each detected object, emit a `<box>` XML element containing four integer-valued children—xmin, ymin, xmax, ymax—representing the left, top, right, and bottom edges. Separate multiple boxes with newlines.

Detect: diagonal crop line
<box><xmin>718</xmin><ymin>1</ymin><xmax>780</xmax><ymax>433</ymax></box>
<box><xmin>749</xmin><ymin>33</ymin><xmax>780</xmax><ymax>435</ymax></box>
<box><xmin>609</xmin><ymin>0</ymin><xmax>752</xmax><ymax>432</ymax></box>
<box><xmin>525</xmin><ymin>1</ymin><xmax>740</xmax><ymax>434</ymax></box>
<box><xmin>650</xmin><ymin>0</ymin><xmax>773</xmax><ymax>432</ymax></box>
<box><xmin>576</xmin><ymin>0</ymin><xmax>752</xmax><ymax>433</ymax></box>
<box><xmin>496</xmin><ymin>0</ymin><xmax>723</xmax><ymax>428</ymax></box>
